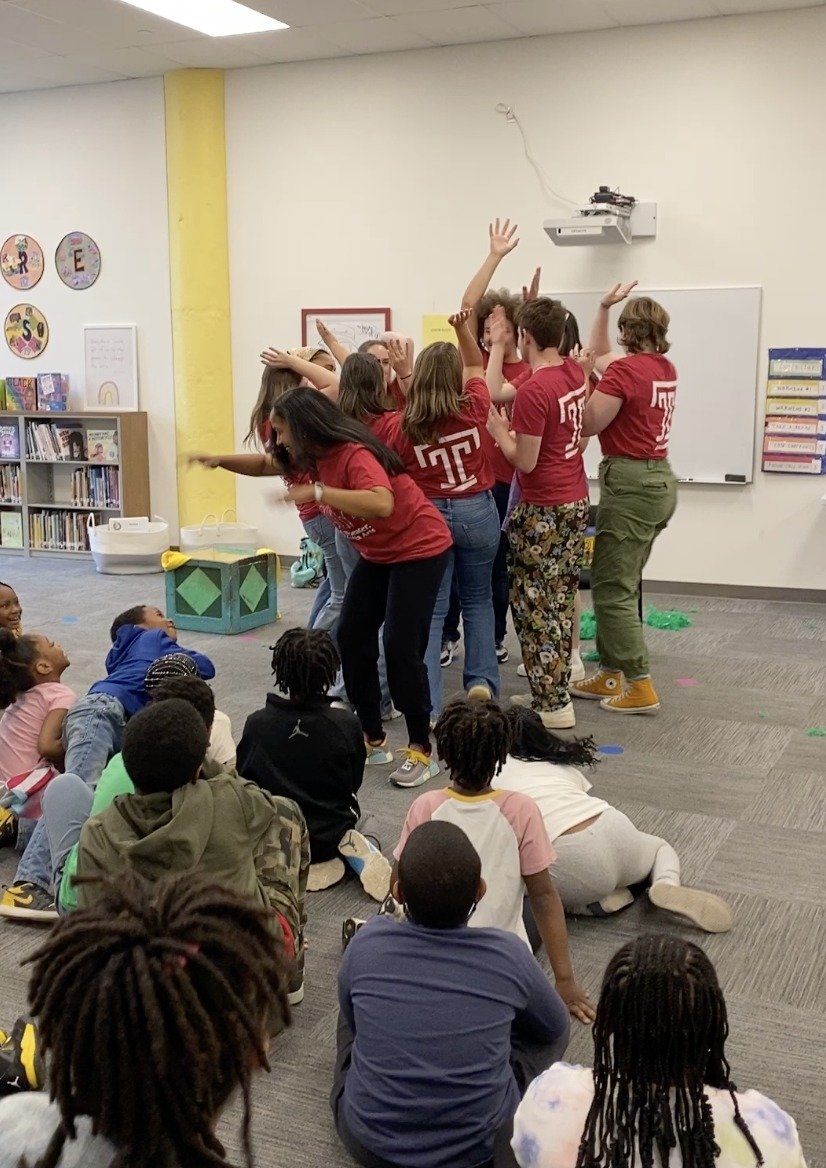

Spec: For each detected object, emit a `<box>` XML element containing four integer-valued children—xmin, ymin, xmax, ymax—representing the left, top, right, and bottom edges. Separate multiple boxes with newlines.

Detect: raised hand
<box><xmin>487</xmin><ymin>303</ymin><xmax>510</xmax><ymax>347</ymax></box>
<box><xmin>600</xmin><ymin>280</ymin><xmax>638</xmax><ymax>309</ymax></box>
<box><xmin>315</xmin><ymin>319</ymin><xmax>335</xmax><ymax>343</ymax></box>
<box><xmin>448</xmin><ymin>309</ymin><xmax>473</xmax><ymax>330</ymax></box>
<box><xmin>260</xmin><ymin>347</ymin><xmax>295</xmax><ymax>368</ymax></box>
<box><xmin>572</xmin><ymin>345</ymin><xmax>596</xmax><ymax>379</ymax></box>
<box><xmin>488</xmin><ymin>217</ymin><xmax>519</xmax><ymax>258</ymax></box>
<box><xmin>523</xmin><ymin>266</ymin><xmax>541</xmax><ymax>302</ymax></box>
<box><xmin>386</xmin><ymin>336</ymin><xmax>411</xmax><ymax>375</ymax></box>
<box><xmin>486</xmin><ymin>403</ymin><xmax>511</xmax><ymax>443</ymax></box>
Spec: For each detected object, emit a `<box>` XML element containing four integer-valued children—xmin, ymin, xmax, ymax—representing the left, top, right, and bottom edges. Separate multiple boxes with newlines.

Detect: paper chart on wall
<box><xmin>83</xmin><ymin>325</ymin><xmax>138</xmax><ymax>411</ymax></box>
<box><xmin>302</xmin><ymin>309</ymin><xmax>391</xmax><ymax>355</ymax></box>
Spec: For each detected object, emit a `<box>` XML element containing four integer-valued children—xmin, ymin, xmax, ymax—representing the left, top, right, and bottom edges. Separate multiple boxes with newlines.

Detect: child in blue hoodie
<box><xmin>0</xmin><ymin>605</ymin><xmax>214</xmax><ymax>920</ymax></box>
<box><xmin>64</xmin><ymin>605</ymin><xmax>214</xmax><ymax>785</ymax></box>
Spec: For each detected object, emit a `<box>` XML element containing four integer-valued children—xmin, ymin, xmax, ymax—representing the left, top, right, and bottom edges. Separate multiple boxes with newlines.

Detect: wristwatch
<box><xmin>313</xmin><ymin>481</ymin><xmax>325</xmax><ymax>503</ymax></box>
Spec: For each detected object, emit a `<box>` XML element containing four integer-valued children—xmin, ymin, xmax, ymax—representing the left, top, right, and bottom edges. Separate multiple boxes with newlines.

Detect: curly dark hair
<box><xmin>26</xmin><ymin>869</ymin><xmax>291</xmax><ymax>1168</ymax></box>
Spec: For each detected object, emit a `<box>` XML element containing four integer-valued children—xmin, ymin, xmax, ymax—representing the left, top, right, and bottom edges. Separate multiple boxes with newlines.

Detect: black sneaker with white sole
<box><xmin>0</xmin><ymin>882</ymin><xmax>58</xmax><ymax>923</ymax></box>
<box><xmin>496</xmin><ymin>642</ymin><xmax>509</xmax><ymax>664</ymax></box>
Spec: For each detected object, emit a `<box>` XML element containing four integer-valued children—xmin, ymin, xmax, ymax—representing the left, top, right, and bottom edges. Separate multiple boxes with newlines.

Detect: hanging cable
<box><xmin>494</xmin><ymin>103</ymin><xmax>579</xmax><ymax>209</ymax></box>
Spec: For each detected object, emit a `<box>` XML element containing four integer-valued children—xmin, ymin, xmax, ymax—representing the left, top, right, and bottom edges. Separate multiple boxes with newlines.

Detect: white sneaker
<box><xmin>467</xmin><ymin>683</ymin><xmax>492</xmax><ymax>701</ymax></box>
<box><xmin>517</xmin><ymin>663</ymin><xmax>527</xmax><ymax>677</ymax></box>
<box><xmin>338</xmin><ymin>830</ymin><xmax>392</xmax><ymax>902</ymax></box>
<box><xmin>648</xmin><ymin>883</ymin><xmax>733</xmax><ymax>933</ymax></box>
<box><xmin>518</xmin><ymin>655</ymin><xmax>585</xmax><ymax>682</ymax></box>
<box><xmin>539</xmin><ymin>700</ymin><xmax>576</xmax><ymax>730</ymax></box>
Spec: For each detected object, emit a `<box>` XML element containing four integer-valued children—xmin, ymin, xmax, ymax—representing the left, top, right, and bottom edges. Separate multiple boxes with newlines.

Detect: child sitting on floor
<box><xmin>511</xmin><ymin>933</ymin><xmax>804</xmax><ymax>1168</ymax></box>
<box><xmin>0</xmin><ymin>631</ymin><xmax>74</xmax><ymax>849</ymax></box>
<box><xmin>0</xmin><ymin>582</ymin><xmax>22</xmax><ymax>637</ymax></box>
<box><xmin>334</xmin><ymin>820</ymin><xmax>570</xmax><ymax>1168</ymax></box>
<box><xmin>393</xmin><ymin>698</ymin><xmax>594</xmax><ymax>1024</ymax></box>
<box><xmin>497</xmin><ymin>707</ymin><xmax>733</xmax><ymax>932</ymax></box>
<box><xmin>144</xmin><ymin>652</ymin><xmax>236</xmax><ymax>770</ymax></box>
<box><xmin>0</xmin><ymin>869</ymin><xmax>292</xmax><ymax>1168</ymax></box>
<box><xmin>238</xmin><ymin>627</ymin><xmax>391</xmax><ymax>902</ymax></box>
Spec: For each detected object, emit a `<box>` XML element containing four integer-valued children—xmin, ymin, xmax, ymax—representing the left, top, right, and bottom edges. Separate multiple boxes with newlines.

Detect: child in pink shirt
<box><xmin>394</xmin><ymin>697</ymin><xmax>594</xmax><ymax>1025</ymax></box>
<box><xmin>0</xmin><ymin>630</ymin><xmax>74</xmax><ymax>845</ymax></box>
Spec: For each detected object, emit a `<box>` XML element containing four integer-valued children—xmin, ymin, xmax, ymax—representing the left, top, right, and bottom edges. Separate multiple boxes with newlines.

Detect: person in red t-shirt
<box><xmin>456</xmin><ymin>219</ymin><xmax>541</xmax><ymax>665</ymax></box>
<box><xmin>385</xmin><ymin>312</ymin><xmax>501</xmax><ymax>719</ymax></box>
<box><xmin>270</xmin><ymin>387</ymin><xmax>452</xmax><ymax>791</ymax></box>
<box><xmin>316</xmin><ymin>317</ymin><xmax>415</xmax><ymax>411</ymax></box>
<box><xmin>487</xmin><ymin>299</ymin><xmax>589</xmax><ymax>731</ymax></box>
<box><xmin>571</xmin><ymin>284</ymin><xmax>678</xmax><ymax>715</ymax></box>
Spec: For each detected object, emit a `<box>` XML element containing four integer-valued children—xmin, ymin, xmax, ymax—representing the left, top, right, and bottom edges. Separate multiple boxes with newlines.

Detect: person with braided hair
<box><xmin>393</xmin><ymin>698</ymin><xmax>594</xmax><ymax>1025</ymax></box>
<box><xmin>511</xmin><ymin>933</ymin><xmax>806</xmax><ymax>1168</ymax></box>
<box><xmin>237</xmin><ymin>628</ymin><xmax>391</xmax><ymax>902</ymax></box>
<box><xmin>0</xmin><ymin>868</ymin><xmax>291</xmax><ymax>1167</ymax></box>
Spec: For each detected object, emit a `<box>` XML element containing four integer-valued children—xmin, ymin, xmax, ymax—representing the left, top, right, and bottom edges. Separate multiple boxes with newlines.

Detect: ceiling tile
<box><xmin>316</xmin><ymin>16</ymin><xmax>436</xmax><ymax>51</ymax></box>
<box><xmin>243</xmin><ymin>0</ymin><xmax>377</xmax><ymax>26</ymax></box>
<box><xmin>220</xmin><ymin>26</ymin><xmax>354</xmax><ymax>62</ymax></box>
<box><xmin>6</xmin><ymin>0</ymin><xmax>203</xmax><ymax>47</ymax></box>
<box><xmin>395</xmin><ymin>5</ymin><xmax>526</xmax><ymax>44</ymax></box>
<box><xmin>712</xmin><ymin>0</ymin><xmax>823</xmax><ymax>10</ymax></box>
<box><xmin>484</xmin><ymin>0</ymin><xmax>619</xmax><ymax>34</ymax></box>
<box><xmin>21</xmin><ymin>56</ymin><xmax>128</xmax><ymax>85</ymax></box>
<box><xmin>0</xmin><ymin>35</ymin><xmax>57</xmax><ymax>64</ymax></box>
<box><xmin>0</xmin><ymin>2</ymin><xmax>116</xmax><ymax>54</ymax></box>
<box><xmin>160</xmin><ymin>37</ymin><xmax>275</xmax><ymax>68</ymax></box>
<box><xmin>88</xmin><ymin>45</ymin><xmax>183</xmax><ymax>75</ymax></box>
<box><xmin>360</xmin><ymin>0</ymin><xmax>480</xmax><ymax>13</ymax></box>
<box><xmin>605</xmin><ymin>0</ymin><xmax>718</xmax><ymax>22</ymax></box>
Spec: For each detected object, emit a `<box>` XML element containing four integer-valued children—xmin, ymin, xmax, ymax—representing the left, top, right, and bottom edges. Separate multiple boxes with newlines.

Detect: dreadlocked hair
<box><xmin>0</xmin><ymin>629</ymin><xmax>39</xmax><ymax>708</ymax></box>
<box><xmin>576</xmin><ymin>934</ymin><xmax>763</xmax><ymax>1168</ymax></box>
<box><xmin>504</xmin><ymin>706</ymin><xmax>598</xmax><ymax>768</ymax></box>
<box><xmin>271</xmin><ymin>625</ymin><xmax>340</xmax><ymax>702</ymax></box>
<box><xmin>26</xmin><ymin>869</ymin><xmax>291</xmax><ymax>1168</ymax></box>
<box><xmin>434</xmin><ymin>698</ymin><xmax>511</xmax><ymax>791</ymax></box>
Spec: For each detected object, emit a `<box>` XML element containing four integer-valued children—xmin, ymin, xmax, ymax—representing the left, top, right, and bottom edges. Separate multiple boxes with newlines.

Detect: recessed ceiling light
<box><xmin>114</xmin><ymin>1</ymin><xmax>289</xmax><ymax>38</ymax></box>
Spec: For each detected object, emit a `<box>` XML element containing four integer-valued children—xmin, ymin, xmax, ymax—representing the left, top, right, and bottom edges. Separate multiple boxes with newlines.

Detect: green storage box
<box><xmin>165</xmin><ymin>551</ymin><xmax>277</xmax><ymax>634</ymax></box>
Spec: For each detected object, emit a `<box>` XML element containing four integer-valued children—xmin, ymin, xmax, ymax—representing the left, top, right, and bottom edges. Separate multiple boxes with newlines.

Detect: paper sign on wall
<box><xmin>84</xmin><ymin>325</ymin><xmax>138</xmax><ymax>411</ymax></box>
<box><xmin>421</xmin><ymin>314</ymin><xmax>456</xmax><ymax>349</ymax></box>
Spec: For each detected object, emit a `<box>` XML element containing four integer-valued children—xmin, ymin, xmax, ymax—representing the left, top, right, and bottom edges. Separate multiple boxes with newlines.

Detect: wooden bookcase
<box><xmin>0</xmin><ymin>411</ymin><xmax>149</xmax><ymax>559</ymax></box>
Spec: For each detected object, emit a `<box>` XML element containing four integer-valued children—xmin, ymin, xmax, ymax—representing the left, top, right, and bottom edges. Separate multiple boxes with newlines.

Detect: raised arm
<box><xmin>386</xmin><ymin>336</ymin><xmax>413</xmax><ymax>399</ymax></box>
<box><xmin>460</xmin><ymin>218</ymin><xmax>519</xmax><ymax>312</ymax></box>
<box><xmin>188</xmin><ymin>452</ymin><xmax>280</xmax><ymax>476</ymax></box>
<box><xmin>316</xmin><ymin>319</ymin><xmax>349</xmax><ymax>369</ymax></box>
<box><xmin>449</xmin><ymin>309</ymin><xmax>485</xmax><ymax>382</ymax></box>
<box><xmin>483</xmin><ymin>304</ymin><xmax>512</xmax><ymax>397</ymax></box>
<box><xmin>260</xmin><ymin>348</ymin><xmax>340</xmax><ymax>398</ymax></box>
<box><xmin>588</xmin><ymin>281</ymin><xmax>638</xmax><ymax>363</ymax></box>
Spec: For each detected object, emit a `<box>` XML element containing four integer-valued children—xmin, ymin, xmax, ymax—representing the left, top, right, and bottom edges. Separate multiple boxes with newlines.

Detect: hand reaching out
<box><xmin>488</xmin><ymin>217</ymin><xmax>519</xmax><ymax>258</ymax></box>
<box><xmin>522</xmin><ymin>266</ymin><xmax>541</xmax><ymax>302</ymax></box>
<box><xmin>187</xmin><ymin>453</ymin><xmax>221</xmax><ymax>469</ymax></box>
<box><xmin>600</xmin><ymin>280</ymin><xmax>638</xmax><ymax>309</ymax></box>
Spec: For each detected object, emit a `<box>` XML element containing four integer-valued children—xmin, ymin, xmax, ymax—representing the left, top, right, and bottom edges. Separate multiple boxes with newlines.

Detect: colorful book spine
<box><xmin>35</xmin><ymin>373</ymin><xmax>69</xmax><ymax>412</ymax></box>
<box><xmin>5</xmin><ymin>377</ymin><xmax>37</xmax><ymax>411</ymax></box>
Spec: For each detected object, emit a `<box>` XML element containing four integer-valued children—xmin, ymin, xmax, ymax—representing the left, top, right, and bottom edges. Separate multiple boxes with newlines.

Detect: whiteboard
<box><xmin>552</xmin><ymin>287</ymin><xmax>762</xmax><ymax>485</ymax></box>
<box><xmin>83</xmin><ymin>324</ymin><xmax>138</xmax><ymax>411</ymax></box>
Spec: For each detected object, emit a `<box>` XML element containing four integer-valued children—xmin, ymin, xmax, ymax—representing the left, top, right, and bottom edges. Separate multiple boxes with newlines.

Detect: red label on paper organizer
<box><xmin>55</xmin><ymin>231</ymin><xmax>101</xmax><ymax>290</ymax></box>
<box><xmin>1</xmin><ymin>235</ymin><xmax>44</xmax><ymax>291</ymax></box>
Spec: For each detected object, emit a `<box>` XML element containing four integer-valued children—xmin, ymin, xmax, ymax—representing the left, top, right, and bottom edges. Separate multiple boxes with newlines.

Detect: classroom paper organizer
<box><xmin>762</xmin><ymin>348</ymin><xmax>826</xmax><ymax>475</ymax></box>
<box><xmin>165</xmin><ymin>550</ymin><xmax>277</xmax><ymax>635</ymax></box>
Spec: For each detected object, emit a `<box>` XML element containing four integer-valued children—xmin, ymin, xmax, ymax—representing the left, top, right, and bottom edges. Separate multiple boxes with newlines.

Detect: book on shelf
<box><xmin>0</xmin><ymin>511</ymin><xmax>23</xmax><ymax>548</ymax></box>
<box><xmin>28</xmin><ymin>509</ymin><xmax>94</xmax><ymax>552</ymax></box>
<box><xmin>70</xmin><ymin>465</ymin><xmax>120</xmax><ymax>509</ymax></box>
<box><xmin>0</xmin><ymin>424</ymin><xmax>20</xmax><ymax>460</ymax></box>
<box><xmin>0</xmin><ymin>464</ymin><xmax>21</xmax><ymax>503</ymax></box>
<box><xmin>87</xmin><ymin>428</ymin><xmax>118</xmax><ymax>464</ymax></box>
<box><xmin>35</xmin><ymin>373</ymin><xmax>69</xmax><ymax>412</ymax></box>
<box><xmin>56</xmin><ymin>427</ymin><xmax>87</xmax><ymax>461</ymax></box>
<box><xmin>26</xmin><ymin>422</ymin><xmax>90</xmax><ymax>462</ymax></box>
<box><xmin>0</xmin><ymin>379</ymin><xmax>5</xmax><ymax>410</ymax></box>
<box><xmin>5</xmin><ymin>377</ymin><xmax>37</xmax><ymax>412</ymax></box>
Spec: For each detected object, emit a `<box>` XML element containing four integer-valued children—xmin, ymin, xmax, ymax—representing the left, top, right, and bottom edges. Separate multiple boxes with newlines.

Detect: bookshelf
<box><xmin>0</xmin><ymin>412</ymin><xmax>149</xmax><ymax>558</ymax></box>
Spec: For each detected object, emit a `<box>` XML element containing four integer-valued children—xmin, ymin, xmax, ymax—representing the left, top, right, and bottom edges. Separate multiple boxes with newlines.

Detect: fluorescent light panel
<box><xmin>115</xmin><ymin>0</ymin><xmax>289</xmax><ymax>37</ymax></box>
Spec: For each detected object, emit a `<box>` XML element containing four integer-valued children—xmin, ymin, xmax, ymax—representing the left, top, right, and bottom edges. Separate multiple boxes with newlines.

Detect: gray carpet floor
<box><xmin>0</xmin><ymin>557</ymin><xmax>823</xmax><ymax>1167</ymax></box>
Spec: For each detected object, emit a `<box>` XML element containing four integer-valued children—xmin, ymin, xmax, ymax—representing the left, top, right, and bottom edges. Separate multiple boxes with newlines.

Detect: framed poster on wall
<box><xmin>301</xmin><ymin>307</ymin><xmax>392</xmax><ymax>355</ymax></box>
<box><xmin>83</xmin><ymin>324</ymin><xmax>138</xmax><ymax>411</ymax></box>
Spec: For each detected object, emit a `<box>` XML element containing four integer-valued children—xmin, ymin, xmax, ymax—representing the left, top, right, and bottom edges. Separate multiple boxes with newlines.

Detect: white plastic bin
<box><xmin>88</xmin><ymin>514</ymin><xmax>170</xmax><ymax>575</ymax></box>
<box><xmin>179</xmin><ymin>508</ymin><xmax>258</xmax><ymax>555</ymax></box>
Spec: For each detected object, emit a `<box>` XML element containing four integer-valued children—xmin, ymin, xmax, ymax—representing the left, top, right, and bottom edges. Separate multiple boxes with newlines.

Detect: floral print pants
<box><xmin>507</xmin><ymin>498</ymin><xmax>589</xmax><ymax>711</ymax></box>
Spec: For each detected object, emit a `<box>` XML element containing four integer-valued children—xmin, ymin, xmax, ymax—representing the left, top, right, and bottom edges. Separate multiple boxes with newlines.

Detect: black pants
<box><xmin>491</xmin><ymin>480</ymin><xmax>511</xmax><ymax>645</ymax></box>
<box><xmin>330</xmin><ymin>1010</ymin><xmax>569</xmax><ymax>1168</ymax></box>
<box><xmin>338</xmin><ymin>550</ymin><xmax>450</xmax><ymax>746</ymax></box>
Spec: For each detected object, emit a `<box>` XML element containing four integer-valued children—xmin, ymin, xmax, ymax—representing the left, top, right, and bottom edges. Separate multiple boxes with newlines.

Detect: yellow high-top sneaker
<box><xmin>569</xmin><ymin>669</ymin><xmax>623</xmax><ymax>700</ymax></box>
<box><xmin>601</xmin><ymin>676</ymin><xmax>660</xmax><ymax>714</ymax></box>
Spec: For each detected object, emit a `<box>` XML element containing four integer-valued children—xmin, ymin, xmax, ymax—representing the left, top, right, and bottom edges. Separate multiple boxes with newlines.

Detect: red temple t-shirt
<box><xmin>366</xmin><ymin>410</ymin><xmax>400</xmax><ymax>445</ymax></box>
<box><xmin>482</xmin><ymin>351</ymin><xmax>532</xmax><ymax>485</ymax></box>
<box><xmin>261</xmin><ymin>420</ymin><xmax>319</xmax><ymax>522</ymax></box>
<box><xmin>385</xmin><ymin>378</ymin><xmax>494</xmax><ymax>499</ymax></box>
<box><xmin>316</xmin><ymin>443</ymin><xmax>451</xmax><ymax>564</ymax></box>
<box><xmin>597</xmin><ymin>353</ymin><xmax>678</xmax><ymax>460</ymax></box>
<box><xmin>511</xmin><ymin>359</ymin><xmax>588</xmax><ymax>507</ymax></box>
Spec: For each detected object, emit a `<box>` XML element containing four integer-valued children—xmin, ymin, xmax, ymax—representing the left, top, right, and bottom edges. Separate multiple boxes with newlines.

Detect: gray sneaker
<box><xmin>389</xmin><ymin>749</ymin><xmax>440</xmax><ymax>788</ymax></box>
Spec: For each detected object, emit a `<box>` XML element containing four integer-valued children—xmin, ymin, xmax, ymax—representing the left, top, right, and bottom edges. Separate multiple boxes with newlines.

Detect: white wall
<box><xmin>226</xmin><ymin>8</ymin><xmax>826</xmax><ymax>590</ymax></box>
<box><xmin>0</xmin><ymin>79</ymin><xmax>176</xmax><ymax>533</ymax></box>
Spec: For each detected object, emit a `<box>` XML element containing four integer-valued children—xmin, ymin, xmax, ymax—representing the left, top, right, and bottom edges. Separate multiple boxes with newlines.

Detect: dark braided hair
<box><xmin>505</xmin><ymin>706</ymin><xmax>599</xmax><ymax>768</ymax></box>
<box><xmin>271</xmin><ymin>626</ymin><xmax>340</xmax><ymax>703</ymax></box>
<box><xmin>434</xmin><ymin>698</ymin><xmax>511</xmax><ymax>791</ymax></box>
<box><xmin>0</xmin><ymin>629</ymin><xmax>39</xmax><ymax>708</ymax></box>
<box><xmin>576</xmin><ymin>934</ymin><xmax>763</xmax><ymax>1168</ymax></box>
<box><xmin>26</xmin><ymin>869</ymin><xmax>291</xmax><ymax>1168</ymax></box>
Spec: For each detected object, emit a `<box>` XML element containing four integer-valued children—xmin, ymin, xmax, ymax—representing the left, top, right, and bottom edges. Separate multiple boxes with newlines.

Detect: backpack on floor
<box><xmin>290</xmin><ymin>537</ymin><xmax>324</xmax><ymax>589</ymax></box>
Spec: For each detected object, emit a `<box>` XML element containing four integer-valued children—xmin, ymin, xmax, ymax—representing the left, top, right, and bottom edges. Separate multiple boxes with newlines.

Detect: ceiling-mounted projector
<box><xmin>544</xmin><ymin>186</ymin><xmax>657</xmax><ymax>247</ymax></box>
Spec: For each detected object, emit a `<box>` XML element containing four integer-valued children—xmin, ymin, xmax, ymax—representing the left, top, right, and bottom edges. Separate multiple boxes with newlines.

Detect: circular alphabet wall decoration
<box><xmin>55</xmin><ymin>231</ymin><xmax>101</xmax><ymax>290</ymax></box>
<box><xmin>1</xmin><ymin>234</ymin><xmax>44</xmax><ymax>291</ymax></box>
<box><xmin>4</xmin><ymin>303</ymin><xmax>49</xmax><ymax>359</ymax></box>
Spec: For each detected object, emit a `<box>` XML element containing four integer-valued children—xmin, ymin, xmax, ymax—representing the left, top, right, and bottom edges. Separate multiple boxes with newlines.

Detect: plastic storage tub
<box><xmin>88</xmin><ymin>515</ymin><xmax>170</xmax><ymax>575</ymax></box>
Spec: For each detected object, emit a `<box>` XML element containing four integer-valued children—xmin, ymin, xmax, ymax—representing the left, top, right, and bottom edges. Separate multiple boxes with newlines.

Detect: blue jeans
<box><xmin>330</xmin><ymin>531</ymin><xmax>394</xmax><ymax>717</ymax></box>
<box><xmin>63</xmin><ymin>692</ymin><xmax>125</xmax><ymax>785</ymax></box>
<box><xmin>43</xmin><ymin>773</ymin><xmax>94</xmax><ymax>912</ymax></box>
<box><xmin>302</xmin><ymin>514</ymin><xmax>347</xmax><ymax>634</ymax></box>
<box><xmin>425</xmin><ymin>492</ymin><xmax>501</xmax><ymax>717</ymax></box>
<box><xmin>309</xmin><ymin>574</ymin><xmax>331</xmax><ymax>627</ymax></box>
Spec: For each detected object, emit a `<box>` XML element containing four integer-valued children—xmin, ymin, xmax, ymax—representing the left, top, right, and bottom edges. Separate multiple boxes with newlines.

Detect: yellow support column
<box><xmin>165</xmin><ymin>69</ymin><xmax>236</xmax><ymax>529</ymax></box>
